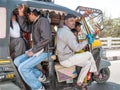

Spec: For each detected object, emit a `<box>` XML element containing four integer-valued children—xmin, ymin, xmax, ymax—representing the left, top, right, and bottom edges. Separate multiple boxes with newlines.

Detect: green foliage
<box><xmin>100</xmin><ymin>17</ymin><xmax>120</xmax><ymax>37</ymax></box>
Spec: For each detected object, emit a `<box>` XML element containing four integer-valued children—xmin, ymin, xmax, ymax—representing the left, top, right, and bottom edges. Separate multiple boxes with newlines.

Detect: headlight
<box><xmin>100</xmin><ymin>48</ymin><xmax>106</xmax><ymax>58</ymax></box>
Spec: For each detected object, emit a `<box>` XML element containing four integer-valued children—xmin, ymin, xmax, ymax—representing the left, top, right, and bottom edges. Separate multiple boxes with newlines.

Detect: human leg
<box><xmin>14</xmin><ymin>53</ymin><xmax>28</xmax><ymax>67</ymax></box>
<box><xmin>10</xmin><ymin>37</ymin><xmax>16</xmax><ymax>59</ymax></box>
<box><xmin>18</xmin><ymin>52</ymin><xmax>49</xmax><ymax>90</ymax></box>
<box><xmin>32</xmin><ymin>68</ymin><xmax>42</xmax><ymax>78</ymax></box>
<box><xmin>60</xmin><ymin>51</ymin><xmax>98</xmax><ymax>84</ymax></box>
<box><xmin>15</xmin><ymin>38</ymin><xmax>26</xmax><ymax>57</ymax></box>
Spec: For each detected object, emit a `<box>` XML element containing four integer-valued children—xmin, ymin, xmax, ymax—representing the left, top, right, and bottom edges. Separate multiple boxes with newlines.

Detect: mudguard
<box><xmin>99</xmin><ymin>59</ymin><xmax>111</xmax><ymax>71</ymax></box>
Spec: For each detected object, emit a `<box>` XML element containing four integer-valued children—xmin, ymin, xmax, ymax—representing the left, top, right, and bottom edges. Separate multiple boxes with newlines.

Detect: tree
<box><xmin>100</xmin><ymin>15</ymin><xmax>120</xmax><ymax>37</ymax></box>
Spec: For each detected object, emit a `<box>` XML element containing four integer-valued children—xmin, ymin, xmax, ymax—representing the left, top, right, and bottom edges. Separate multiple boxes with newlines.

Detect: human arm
<box><xmin>60</xmin><ymin>28</ymin><xmax>88</xmax><ymax>52</ymax></box>
<box><xmin>17</xmin><ymin>4</ymin><xmax>31</xmax><ymax>33</ymax></box>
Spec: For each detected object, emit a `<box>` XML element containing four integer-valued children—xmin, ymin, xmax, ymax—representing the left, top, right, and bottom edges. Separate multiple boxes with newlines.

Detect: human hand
<box><xmin>83</xmin><ymin>9</ymin><xmax>93</xmax><ymax>17</ymax></box>
<box><xmin>27</xmin><ymin>51</ymin><xmax>34</xmax><ymax>57</ymax></box>
<box><xmin>17</xmin><ymin>4</ymin><xmax>25</xmax><ymax>16</ymax></box>
<box><xmin>86</xmin><ymin>34</ymin><xmax>94</xmax><ymax>44</ymax></box>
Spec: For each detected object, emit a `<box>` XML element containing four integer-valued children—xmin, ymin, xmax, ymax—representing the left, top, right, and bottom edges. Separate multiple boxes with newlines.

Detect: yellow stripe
<box><xmin>0</xmin><ymin>60</ymin><xmax>11</xmax><ymax>64</ymax></box>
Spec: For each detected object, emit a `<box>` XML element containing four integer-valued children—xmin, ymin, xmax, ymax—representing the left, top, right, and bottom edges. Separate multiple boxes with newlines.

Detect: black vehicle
<box><xmin>0</xmin><ymin>0</ymin><xmax>110</xmax><ymax>90</ymax></box>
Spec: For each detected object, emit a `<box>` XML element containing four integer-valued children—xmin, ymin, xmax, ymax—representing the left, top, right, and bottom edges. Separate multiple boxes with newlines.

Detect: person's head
<box><xmin>64</xmin><ymin>14</ymin><xmax>76</xmax><ymax>29</ymax></box>
<box><xmin>75</xmin><ymin>22</ymin><xmax>82</xmax><ymax>32</ymax></box>
<box><xmin>27</xmin><ymin>9</ymin><xmax>40</xmax><ymax>22</ymax></box>
<box><xmin>71</xmin><ymin>29</ymin><xmax>78</xmax><ymax>36</ymax></box>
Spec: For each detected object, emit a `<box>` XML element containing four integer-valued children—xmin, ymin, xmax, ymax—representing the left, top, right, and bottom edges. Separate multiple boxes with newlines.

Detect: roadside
<box><xmin>104</xmin><ymin>49</ymin><xmax>120</xmax><ymax>61</ymax></box>
<box><xmin>108</xmin><ymin>60</ymin><xmax>120</xmax><ymax>84</ymax></box>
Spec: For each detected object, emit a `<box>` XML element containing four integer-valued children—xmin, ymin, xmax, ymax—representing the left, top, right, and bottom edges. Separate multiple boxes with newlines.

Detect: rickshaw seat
<box><xmin>54</xmin><ymin>63</ymin><xmax>77</xmax><ymax>82</ymax></box>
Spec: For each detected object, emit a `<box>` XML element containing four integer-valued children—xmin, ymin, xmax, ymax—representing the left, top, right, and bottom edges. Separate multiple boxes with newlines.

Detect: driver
<box><xmin>57</xmin><ymin>14</ymin><xmax>100</xmax><ymax>89</ymax></box>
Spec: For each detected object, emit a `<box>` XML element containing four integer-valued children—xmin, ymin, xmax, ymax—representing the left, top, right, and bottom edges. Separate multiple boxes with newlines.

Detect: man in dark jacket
<box><xmin>14</xmin><ymin>4</ymin><xmax>52</xmax><ymax>90</ymax></box>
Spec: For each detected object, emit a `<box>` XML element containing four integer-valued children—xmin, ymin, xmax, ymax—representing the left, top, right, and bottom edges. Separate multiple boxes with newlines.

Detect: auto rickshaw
<box><xmin>0</xmin><ymin>0</ymin><xmax>110</xmax><ymax>90</ymax></box>
<box><xmin>75</xmin><ymin>6</ymin><xmax>111</xmax><ymax>85</ymax></box>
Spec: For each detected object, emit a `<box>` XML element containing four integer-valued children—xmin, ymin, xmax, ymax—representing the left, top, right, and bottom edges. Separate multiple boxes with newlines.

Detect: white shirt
<box><xmin>10</xmin><ymin>21</ymin><xmax>20</xmax><ymax>38</ymax></box>
<box><xmin>57</xmin><ymin>25</ymin><xmax>88</xmax><ymax>61</ymax></box>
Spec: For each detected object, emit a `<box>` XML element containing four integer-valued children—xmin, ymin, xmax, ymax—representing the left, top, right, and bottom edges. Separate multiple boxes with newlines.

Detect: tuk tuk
<box><xmin>0</xmin><ymin>0</ymin><xmax>110</xmax><ymax>90</ymax></box>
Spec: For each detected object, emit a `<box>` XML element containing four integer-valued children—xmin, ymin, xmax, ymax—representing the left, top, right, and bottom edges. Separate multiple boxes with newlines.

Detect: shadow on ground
<box><xmin>88</xmin><ymin>82</ymin><xmax>120</xmax><ymax>90</ymax></box>
<box><xmin>46</xmin><ymin>82</ymin><xmax>120</xmax><ymax>90</ymax></box>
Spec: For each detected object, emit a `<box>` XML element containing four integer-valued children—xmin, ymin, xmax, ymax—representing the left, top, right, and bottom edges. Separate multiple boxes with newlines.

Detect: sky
<box><xmin>55</xmin><ymin>0</ymin><xmax>120</xmax><ymax>19</ymax></box>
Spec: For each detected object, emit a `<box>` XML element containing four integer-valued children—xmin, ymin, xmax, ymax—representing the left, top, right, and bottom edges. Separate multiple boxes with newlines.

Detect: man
<box><xmin>14</xmin><ymin>4</ymin><xmax>52</xmax><ymax>90</ymax></box>
<box><xmin>57</xmin><ymin>14</ymin><xmax>99</xmax><ymax>89</ymax></box>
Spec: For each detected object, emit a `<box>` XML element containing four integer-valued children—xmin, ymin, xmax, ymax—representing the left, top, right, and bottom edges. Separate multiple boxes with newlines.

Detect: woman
<box><xmin>10</xmin><ymin>11</ymin><xmax>26</xmax><ymax>59</ymax></box>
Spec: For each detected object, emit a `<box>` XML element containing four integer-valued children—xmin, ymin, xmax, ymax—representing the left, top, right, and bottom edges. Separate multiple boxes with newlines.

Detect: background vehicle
<box><xmin>0</xmin><ymin>0</ymin><xmax>110</xmax><ymax>90</ymax></box>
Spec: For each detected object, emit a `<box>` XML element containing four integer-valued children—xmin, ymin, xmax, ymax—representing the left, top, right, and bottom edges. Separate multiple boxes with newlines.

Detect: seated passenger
<box><xmin>14</xmin><ymin>4</ymin><xmax>52</xmax><ymax>90</ymax></box>
<box><xmin>71</xmin><ymin>29</ymin><xmax>78</xmax><ymax>37</ymax></box>
<box><xmin>75</xmin><ymin>22</ymin><xmax>86</xmax><ymax>40</ymax></box>
<box><xmin>10</xmin><ymin>11</ymin><xmax>26</xmax><ymax>59</ymax></box>
<box><xmin>57</xmin><ymin>14</ymin><xmax>100</xmax><ymax>89</ymax></box>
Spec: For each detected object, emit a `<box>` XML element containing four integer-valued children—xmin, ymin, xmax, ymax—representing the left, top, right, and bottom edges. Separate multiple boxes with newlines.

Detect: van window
<box><xmin>0</xmin><ymin>7</ymin><xmax>6</xmax><ymax>39</ymax></box>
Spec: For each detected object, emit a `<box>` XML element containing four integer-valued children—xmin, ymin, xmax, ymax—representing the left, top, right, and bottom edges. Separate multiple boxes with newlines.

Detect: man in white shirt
<box><xmin>57</xmin><ymin>14</ymin><xmax>99</xmax><ymax>89</ymax></box>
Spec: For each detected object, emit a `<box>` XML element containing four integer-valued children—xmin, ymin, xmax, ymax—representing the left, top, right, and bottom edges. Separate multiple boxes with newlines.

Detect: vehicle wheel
<box><xmin>94</xmin><ymin>67</ymin><xmax>110</xmax><ymax>83</ymax></box>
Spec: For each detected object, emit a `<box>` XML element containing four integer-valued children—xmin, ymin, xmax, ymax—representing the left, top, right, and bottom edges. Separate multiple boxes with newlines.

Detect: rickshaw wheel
<box><xmin>94</xmin><ymin>67</ymin><xmax>110</xmax><ymax>83</ymax></box>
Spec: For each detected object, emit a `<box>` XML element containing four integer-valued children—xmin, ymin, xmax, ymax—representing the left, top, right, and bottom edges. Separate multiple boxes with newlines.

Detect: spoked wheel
<box><xmin>94</xmin><ymin>67</ymin><xmax>110</xmax><ymax>83</ymax></box>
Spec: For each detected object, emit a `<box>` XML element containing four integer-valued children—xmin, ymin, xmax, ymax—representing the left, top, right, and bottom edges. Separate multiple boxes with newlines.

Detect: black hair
<box><xmin>71</xmin><ymin>29</ymin><xmax>77</xmax><ymax>33</ymax></box>
<box><xmin>64</xmin><ymin>14</ymin><xmax>76</xmax><ymax>20</ymax></box>
<box><xmin>32</xmin><ymin>9</ymin><xmax>40</xmax><ymax>16</ymax></box>
<box><xmin>26</xmin><ymin>7</ymin><xmax>31</xmax><ymax>14</ymax></box>
<box><xmin>10</xmin><ymin>10</ymin><xmax>18</xmax><ymax>29</ymax></box>
<box><xmin>26</xmin><ymin>8</ymin><xmax>40</xmax><ymax>16</ymax></box>
<box><xmin>75</xmin><ymin>22</ymin><xmax>82</xmax><ymax>27</ymax></box>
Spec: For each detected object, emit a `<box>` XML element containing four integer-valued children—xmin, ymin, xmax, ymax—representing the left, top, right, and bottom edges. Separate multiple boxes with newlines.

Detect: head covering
<box><xmin>64</xmin><ymin>14</ymin><xmax>76</xmax><ymax>20</ymax></box>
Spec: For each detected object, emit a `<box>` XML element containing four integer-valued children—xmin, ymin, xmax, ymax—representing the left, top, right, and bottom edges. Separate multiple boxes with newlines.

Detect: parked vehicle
<box><xmin>0</xmin><ymin>0</ymin><xmax>110</xmax><ymax>90</ymax></box>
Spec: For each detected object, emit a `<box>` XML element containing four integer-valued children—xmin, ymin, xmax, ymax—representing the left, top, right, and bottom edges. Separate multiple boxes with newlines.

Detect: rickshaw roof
<box><xmin>0</xmin><ymin>0</ymin><xmax>81</xmax><ymax>17</ymax></box>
